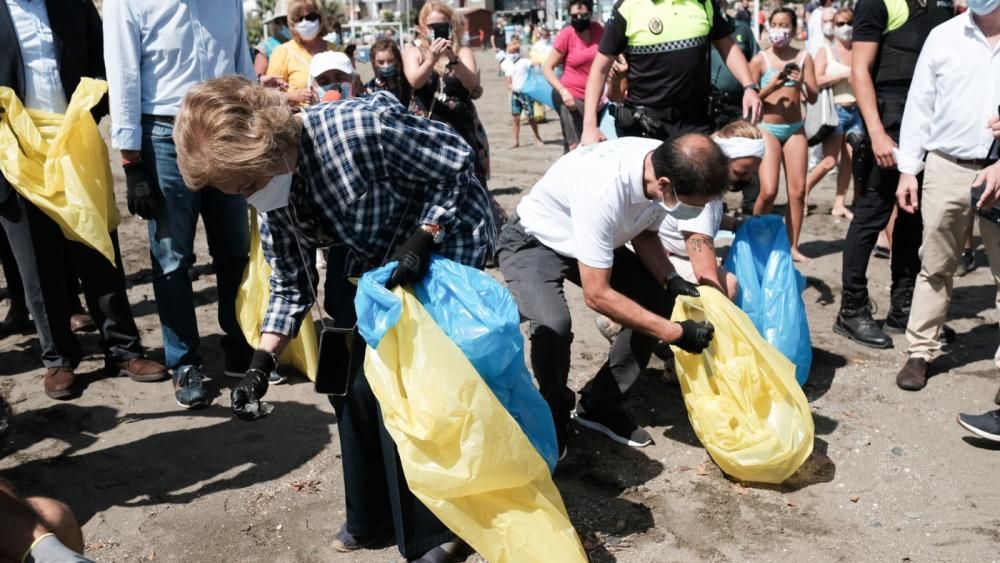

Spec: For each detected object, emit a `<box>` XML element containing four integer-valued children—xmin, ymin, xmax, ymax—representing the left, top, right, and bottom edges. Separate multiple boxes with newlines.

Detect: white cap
<box><xmin>309</xmin><ymin>51</ymin><xmax>354</xmax><ymax>78</ymax></box>
<box><xmin>264</xmin><ymin>0</ymin><xmax>288</xmax><ymax>23</ymax></box>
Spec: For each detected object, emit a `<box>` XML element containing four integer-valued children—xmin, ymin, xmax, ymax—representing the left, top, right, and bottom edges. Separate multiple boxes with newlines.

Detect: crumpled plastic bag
<box><xmin>355</xmin><ymin>257</ymin><xmax>584</xmax><ymax>563</ymax></box>
<box><xmin>724</xmin><ymin>215</ymin><xmax>813</xmax><ymax>385</ymax></box>
<box><xmin>0</xmin><ymin>79</ymin><xmax>120</xmax><ymax>263</ymax></box>
<box><xmin>236</xmin><ymin>212</ymin><xmax>318</xmax><ymax>380</ymax></box>
<box><xmin>672</xmin><ymin>286</ymin><xmax>814</xmax><ymax>484</ymax></box>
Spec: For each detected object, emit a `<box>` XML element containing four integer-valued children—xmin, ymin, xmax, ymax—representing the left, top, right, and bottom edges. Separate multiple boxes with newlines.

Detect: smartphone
<box><xmin>783</xmin><ymin>62</ymin><xmax>799</xmax><ymax>74</ymax></box>
<box><xmin>314</xmin><ymin>325</ymin><xmax>361</xmax><ymax>396</ymax></box>
<box><xmin>430</xmin><ymin>22</ymin><xmax>451</xmax><ymax>41</ymax></box>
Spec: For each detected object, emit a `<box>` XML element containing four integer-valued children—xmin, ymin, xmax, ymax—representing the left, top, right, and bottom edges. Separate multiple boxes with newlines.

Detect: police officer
<box><xmin>580</xmin><ymin>0</ymin><xmax>762</xmax><ymax>145</ymax></box>
<box><xmin>832</xmin><ymin>0</ymin><xmax>954</xmax><ymax>349</ymax></box>
<box><xmin>709</xmin><ymin>0</ymin><xmax>760</xmax><ymax>213</ymax></box>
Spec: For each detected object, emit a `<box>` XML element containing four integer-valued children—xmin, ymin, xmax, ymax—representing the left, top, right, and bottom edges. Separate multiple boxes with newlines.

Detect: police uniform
<box><xmin>600</xmin><ymin>0</ymin><xmax>731</xmax><ymax>140</ymax></box>
<box><xmin>836</xmin><ymin>0</ymin><xmax>953</xmax><ymax>341</ymax></box>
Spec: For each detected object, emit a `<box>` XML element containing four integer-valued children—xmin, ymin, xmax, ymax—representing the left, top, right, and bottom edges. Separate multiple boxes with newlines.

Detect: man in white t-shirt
<box><xmin>498</xmin><ymin>134</ymin><xmax>728</xmax><ymax>454</ymax></box>
<box><xmin>659</xmin><ymin>127</ymin><xmax>767</xmax><ymax>298</ymax></box>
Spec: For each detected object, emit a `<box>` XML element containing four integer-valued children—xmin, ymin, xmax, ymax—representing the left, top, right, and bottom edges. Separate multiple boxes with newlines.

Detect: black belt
<box><xmin>623</xmin><ymin>102</ymin><xmax>707</xmax><ymax>122</ymax></box>
<box><xmin>142</xmin><ymin>114</ymin><xmax>175</xmax><ymax>123</ymax></box>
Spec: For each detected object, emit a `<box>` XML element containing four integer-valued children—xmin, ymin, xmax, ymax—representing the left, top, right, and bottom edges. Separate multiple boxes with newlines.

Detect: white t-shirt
<box><xmin>500</xmin><ymin>55</ymin><xmax>533</xmax><ymax>92</ymax></box>
<box><xmin>516</xmin><ymin>137</ymin><xmax>667</xmax><ymax>268</ymax></box>
<box><xmin>658</xmin><ymin>198</ymin><xmax>725</xmax><ymax>257</ymax></box>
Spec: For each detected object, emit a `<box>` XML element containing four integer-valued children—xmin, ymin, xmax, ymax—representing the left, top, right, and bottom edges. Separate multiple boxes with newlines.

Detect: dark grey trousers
<box><xmin>498</xmin><ymin>217</ymin><xmax>673</xmax><ymax>436</ymax></box>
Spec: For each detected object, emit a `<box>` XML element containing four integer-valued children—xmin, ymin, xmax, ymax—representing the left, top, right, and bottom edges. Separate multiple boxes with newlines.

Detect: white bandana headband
<box><xmin>712</xmin><ymin>135</ymin><xmax>766</xmax><ymax>160</ymax></box>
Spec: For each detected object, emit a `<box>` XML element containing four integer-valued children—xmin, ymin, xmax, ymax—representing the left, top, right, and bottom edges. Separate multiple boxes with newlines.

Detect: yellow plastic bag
<box><xmin>0</xmin><ymin>79</ymin><xmax>120</xmax><ymax>263</ymax></box>
<box><xmin>363</xmin><ymin>287</ymin><xmax>586</xmax><ymax>563</ymax></box>
<box><xmin>236</xmin><ymin>212</ymin><xmax>318</xmax><ymax>380</ymax></box>
<box><xmin>672</xmin><ymin>287</ymin><xmax>814</xmax><ymax>484</ymax></box>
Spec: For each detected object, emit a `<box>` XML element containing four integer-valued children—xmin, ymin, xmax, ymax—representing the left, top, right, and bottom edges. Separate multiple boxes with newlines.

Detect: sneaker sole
<box><xmin>572</xmin><ymin>412</ymin><xmax>652</xmax><ymax>448</ymax></box>
<box><xmin>956</xmin><ymin>416</ymin><xmax>1000</xmax><ymax>442</ymax></box>
<box><xmin>175</xmin><ymin>398</ymin><xmax>212</xmax><ymax>410</ymax></box>
<box><xmin>832</xmin><ymin>323</ymin><xmax>893</xmax><ymax>349</ymax></box>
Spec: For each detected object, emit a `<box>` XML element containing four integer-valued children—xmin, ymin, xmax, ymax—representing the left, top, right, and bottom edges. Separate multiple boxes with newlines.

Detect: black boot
<box><xmin>834</xmin><ymin>290</ymin><xmax>892</xmax><ymax>349</ymax></box>
<box><xmin>884</xmin><ymin>284</ymin><xmax>913</xmax><ymax>334</ymax></box>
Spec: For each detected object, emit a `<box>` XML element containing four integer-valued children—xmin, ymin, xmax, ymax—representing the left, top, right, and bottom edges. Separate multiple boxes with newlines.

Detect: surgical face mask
<box><xmin>833</xmin><ymin>24</ymin><xmax>853</xmax><ymax>41</ymax></box>
<box><xmin>659</xmin><ymin>185</ymin><xmax>704</xmax><ymax>221</ymax></box>
<box><xmin>968</xmin><ymin>0</ymin><xmax>1000</xmax><ymax>15</ymax></box>
<box><xmin>377</xmin><ymin>63</ymin><xmax>397</xmax><ymax>77</ymax></box>
<box><xmin>295</xmin><ymin>19</ymin><xmax>321</xmax><ymax>41</ymax></box>
<box><xmin>329</xmin><ymin>31</ymin><xmax>342</xmax><ymax>44</ymax></box>
<box><xmin>768</xmin><ymin>27</ymin><xmax>791</xmax><ymax>48</ymax></box>
<box><xmin>338</xmin><ymin>81</ymin><xmax>352</xmax><ymax>98</ymax></box>
<box><xmin>277</xmin><ymin>25</ymin><xmax>292</xmax><ymax>42</ymax></box>
<box><xmin>822</xmin><ymin>22</ymin><xmax>834</xmax><ymax>37</ymax></box>
<box><xmin>248</xmin><ymin>169</ymin><xmax>293</xmax><ymax>213</ymax></box>
<box><xmin>571</xmin><ymin>15</ymin><xmax>591</xmax><ymax>32</ymax></box>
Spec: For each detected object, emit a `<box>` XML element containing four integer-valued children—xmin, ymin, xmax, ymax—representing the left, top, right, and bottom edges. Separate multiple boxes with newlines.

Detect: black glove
<box><xmin>674</xmin><ymin>320</ymin><xmax>715</xmax><ymax>353</ymax></box>
<box><xmin>123</xmin><ymin>161</ymin><xmax>163</xmax><ymax>220</ymax></box>
<box><xmin>231</xmin><ymin>350</ymin><xmax>276</xmax><ymax>421</ymax></box>
<box><xmin>666</xmin><ymin>273</ymin><xmax>700</xmax><ymax>298</ymax></box>
<box><xmin>387</xmin><ymin>228</ymin><xmax>435</xmax><ymax>289</ymax></box>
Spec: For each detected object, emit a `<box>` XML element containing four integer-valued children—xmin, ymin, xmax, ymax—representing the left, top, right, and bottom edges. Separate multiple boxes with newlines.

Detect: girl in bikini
<box><xmin>751</xmin><ymin>7</ymin><xmax>818</xmax><ymax>263</ymax></box>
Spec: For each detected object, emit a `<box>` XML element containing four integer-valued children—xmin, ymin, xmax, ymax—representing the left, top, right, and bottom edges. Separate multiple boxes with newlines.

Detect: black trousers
<box><xmin>0</xmin><ymin>193</ymin><xmax>142</xmax><ymax>368</ymax></box>
<box><xmin>615</xmin><ymin>106</ymin><xmax>713</xmax><ymax>141</ymax></box>
<box><xmin>497</xmin><ymin>218</ymin><xmax>674</xmax><ymax>433</ymax></box>
<box><xmin>325</xmin><ymin>280</ymin><xmax>451</xmax><ymax>560</ymax></box>
<box><xmin>841</xmin><ymin>95</ymin><xmax>922</xmax><ymax>301</ymax></box>
<box><xmin>0</xmin><ymin>226</ymin><xmax>27</xmax><ymax>317</ymax></box>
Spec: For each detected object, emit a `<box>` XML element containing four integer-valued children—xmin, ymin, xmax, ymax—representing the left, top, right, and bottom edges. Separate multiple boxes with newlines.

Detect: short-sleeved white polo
<box><xmin>515</xmin><ymin>137</ymin><xmax>666</xmax><ymax>269</ymax></box>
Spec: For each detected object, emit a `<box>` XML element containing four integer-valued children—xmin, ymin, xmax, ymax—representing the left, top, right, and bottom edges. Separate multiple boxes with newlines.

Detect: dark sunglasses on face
<box><xmin>835</xmin><ymin>21</ymin><xmax>852</xmax><ymax>26</ymax></box>
<box><xmin>298</xmin><ymin>13</ymin><xmax>321</xmax><ymax>22</ymax></box>
<box><xmin>571</xmin><ymin>13</ymin><xmax>590</xmax><ymax>20</ymax></box>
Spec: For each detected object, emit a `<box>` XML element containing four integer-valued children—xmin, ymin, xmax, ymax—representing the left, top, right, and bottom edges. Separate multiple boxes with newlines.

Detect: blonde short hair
<box><xmin>173</xmin><ymin>75</ymin><xmax>301</xmax><ymax>190</ymax></box>
<box><xmin>714</xmin><ymin>120</ymin><xmax>763</xmax><ymax>140</ymax></box>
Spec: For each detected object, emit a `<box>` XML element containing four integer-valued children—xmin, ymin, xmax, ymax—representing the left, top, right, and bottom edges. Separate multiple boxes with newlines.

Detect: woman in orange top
<box><xmin>265</xmin><ymin>0</ymin><xmax>339</xmax><ymax>107</ymax></box>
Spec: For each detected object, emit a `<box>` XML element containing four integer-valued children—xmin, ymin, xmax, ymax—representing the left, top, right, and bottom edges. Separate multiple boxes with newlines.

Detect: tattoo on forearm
<box><xmin>687</xmin><ymin>235</ymin><xmax>714</xmax><ymax>252</ymax></box>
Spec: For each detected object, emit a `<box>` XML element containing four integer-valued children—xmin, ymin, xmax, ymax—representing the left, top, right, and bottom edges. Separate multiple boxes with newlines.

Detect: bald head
<box><xmin>650</xmin><ymin>133</ymin><xmax>730</xmax><ymax>199</ymax></box>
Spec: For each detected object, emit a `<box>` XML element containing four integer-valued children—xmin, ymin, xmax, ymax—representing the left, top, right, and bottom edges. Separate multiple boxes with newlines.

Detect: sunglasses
<box><xmin>570</xmin><ymin>13</ymin><xmax>590</xmax><ymax>19</ymax></box>
<box><xmin>835</xmin><ymin>21</ymin><xmax>852</xmax><ymax>26</ymax></box>
<box><xmin>298</xmin><ymin>12</ymin><xmax>321</xmax><ymax>22</ymax></box>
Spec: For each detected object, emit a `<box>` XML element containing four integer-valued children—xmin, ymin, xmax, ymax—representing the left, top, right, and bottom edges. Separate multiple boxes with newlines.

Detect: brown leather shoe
<box><xmin>70</xmin><ymin>313</ymin><xmax>95</xmax><ymax>333</ymax></box>
<box><xmin>43</xmin><ymin>368</ymin><xmax>76</xmax><ymax>399</ymax></box>
<box><xmin>115</xmin><ymin>357</ymin><xmax>169</xmax><ymax>382</ymax></box>
<box><xmin>896</xmin><ymin>357</ymin><xmax>929</xmax><ymax>391</ymax></box>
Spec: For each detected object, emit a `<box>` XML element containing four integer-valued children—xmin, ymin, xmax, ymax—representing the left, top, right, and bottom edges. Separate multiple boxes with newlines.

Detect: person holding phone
<box><xmin>171</xmin><ymin>76</ymin><xmax>496</xmax><ymax>561</ymax></box>
<box><xmin>749</xmin><ymin>8</ymin><xmax>818</xmax><ymax>263</ymax></box>
<box><xmin>892</xmin><ymin>2</ymin><xmax>1000</xmax><ymax>391</ymax></box>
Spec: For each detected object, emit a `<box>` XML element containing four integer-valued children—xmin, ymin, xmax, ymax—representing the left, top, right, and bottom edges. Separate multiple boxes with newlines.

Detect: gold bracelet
<box><xmin>22</xmin><ymin>533</ymin><xmax>55</xmax><ymax>563</ymax></box>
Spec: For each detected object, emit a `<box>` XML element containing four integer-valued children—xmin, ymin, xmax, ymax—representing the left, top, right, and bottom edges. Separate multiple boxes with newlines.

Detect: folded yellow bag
<box><xmin>0</xmin><ymin>79</ymin><xmax>119</xmax><ymax>263</ymax></box>
<box><xmin>672</xmin><ymin>287</ymin><xmax>814</xmax><ymax>484</ymax></box>
<box><xmin>364</xmin><ymin>287</ymin><xmax>586</xmax><ymax>563</ymax></box>
<box><xmin>235</xmin><ymin>212</ymin><xmax>318</xmax><ymax>380</ymax></box>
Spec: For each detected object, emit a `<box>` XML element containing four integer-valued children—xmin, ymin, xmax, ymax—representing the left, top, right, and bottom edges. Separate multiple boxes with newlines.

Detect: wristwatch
<box><xmin>743</xmin><ymin>83</ymin><xmax>760</xmax><ymax>93</ymax></box>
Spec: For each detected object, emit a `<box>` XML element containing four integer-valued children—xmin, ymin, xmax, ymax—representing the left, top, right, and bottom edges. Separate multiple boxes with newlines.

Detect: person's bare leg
<box><xmin>783</xmin><ymin>132</ymin><xmax>810</xmax><ymax>263</ymax></box>
<box><xmin>529</xmin><ymin>118</ymin><xmax>543</xmax><ymax>145</ymax></box>
<box><xmin>805</xmin><ymin>133</ymin><xmax>843</xmax><ymax>211</ymax></box>
<box><xmin>832</xmin><ymin>139</ymin><xmax>854</xmax><ymax>219</ymax></box>
<box><xmin>754</xmin><ymin>131</ymin><xmax>783</xmax><ymax>215</ymax></box>
<box><xmin>26</xmin><ymin>497</ymin><xmax>84</xmax><ymax>554</ymax></box>
<box><xmin>510</xmin><ymin>114</ymin><xmax>521</xmax><ymax>148</ymax></box>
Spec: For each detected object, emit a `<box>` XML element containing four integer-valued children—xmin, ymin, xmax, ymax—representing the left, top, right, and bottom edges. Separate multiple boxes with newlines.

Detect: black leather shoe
<box><xmin>834</xmin><ymin>292</ymin><xmax>892</xmax><ymax>349</ymax></box>
<box><xmin>0</xmin><ymin>313</ymin><xmax>32</xmax><ymax>338</ymax></box>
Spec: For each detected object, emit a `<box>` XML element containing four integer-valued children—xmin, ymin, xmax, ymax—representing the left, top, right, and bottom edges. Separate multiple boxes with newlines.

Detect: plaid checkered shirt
<box><xmin>259</xmin><ymin>92</ymin><xmax>497</xmax><ymax>337</ymax></box>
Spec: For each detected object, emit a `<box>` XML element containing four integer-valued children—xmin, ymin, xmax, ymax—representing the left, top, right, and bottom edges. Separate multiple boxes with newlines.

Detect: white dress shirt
<box><xmin>102</xmin><ymin>0</ymin><xmax>256</xmax><ymax>150</ymax></box>
<box><xmin>897</xmin><ymin>12</ymin><xmax>1000</xmax><ymax>176</ymax></box>
<box><xmin>6</xmin><ymin>0</ymin><xmax>68</xmax><ymax>113</ymax></box>
<box><xmin>516</xmin><ymin>137</ymin><xmax>666</xmax><ymax>269</ymax></box>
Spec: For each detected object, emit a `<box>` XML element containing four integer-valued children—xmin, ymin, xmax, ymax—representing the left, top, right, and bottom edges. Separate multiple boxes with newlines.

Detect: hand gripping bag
<box><xmin>235</xmin><ymin>212</ymin><xmax>319</xmax><ymax>380</ymax></box>
<box><xmin>0</xmin><ymin>79</ymin><xmax>120</xmax><ymax>263</ymax></box>
<box><xmin>356</xmin><ymin>257</ymin><xmax>585</xmax><ymax>563</ymax></box>
<box><xmin>672</xmin><ymin>287</ymin><xmax>814</xmax><ymax>484</ymax></box>
<box><xmin>724</xmin><ymin>215</ymin><xmax>812</xmax><ymax>385</ymax></box>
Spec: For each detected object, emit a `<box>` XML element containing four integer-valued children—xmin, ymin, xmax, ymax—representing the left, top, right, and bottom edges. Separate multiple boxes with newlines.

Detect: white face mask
<box><xmin>822</xmin><ymin>22</ymin><xmax>834</xmax><ymax>37</ymax></box>
<box><xmin>248</xmin><ymin>161</ymin><xmax>293</xmax><ymax>212</ymax></box>
<box><xmin>295</xmin><ymin>19</ymin><xmax>321</xmax><ymax>41</ymax></box>
<box><xmin>659</xmin><ymin>184</ymin><xmax>704</xmax><ymax>221</ymax></box>
<box><xmin>833</xmin><ymin>24</ymin><xmax>853</xmax><ymax>42</ymax></box>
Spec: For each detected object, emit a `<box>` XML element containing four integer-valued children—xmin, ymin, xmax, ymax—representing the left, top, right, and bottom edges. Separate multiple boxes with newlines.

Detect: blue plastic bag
<box><xmin>520</xmin><ymin>67</ymin><xmax>555</xmax><ymax>109</ymax></box>
<box><xmin>724</xmin><ymin>216</ymin><xmax>812</xmax><ymax>385</ymax></box>
<box><xmin>356</xmin><ymin>256</ymin><xmax>559</xmax><ymax>471</ymax></box>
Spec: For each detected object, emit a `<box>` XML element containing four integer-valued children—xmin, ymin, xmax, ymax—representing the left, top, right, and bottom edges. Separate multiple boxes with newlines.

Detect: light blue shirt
<box><xmin>6</xmin><ymin>0</ymin><xmax>68</xmax><ymax>113</ymax></box>
<box><xmin>103</xmin><ymin>0</ymin><xmax>256</xmax><ymax>150</ymax></box>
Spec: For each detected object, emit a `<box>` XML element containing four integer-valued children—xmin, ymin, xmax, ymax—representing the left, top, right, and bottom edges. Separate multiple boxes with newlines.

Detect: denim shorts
<box><xmin>511</xmin><ymin>91</ymin><xmax>532</xmax><ymax>116</ymax></box>
<box><xmin>835</xmin><ymin>105</ymin><xmax>863</xmax><ymax>137</ymax></box>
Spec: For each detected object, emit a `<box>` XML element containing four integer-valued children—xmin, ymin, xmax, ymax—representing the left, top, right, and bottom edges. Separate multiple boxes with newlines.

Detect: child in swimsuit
<box><xmin>750</xmin><ymin>7</ymin><xmax>818</xmax><ymax>263</ymax></box>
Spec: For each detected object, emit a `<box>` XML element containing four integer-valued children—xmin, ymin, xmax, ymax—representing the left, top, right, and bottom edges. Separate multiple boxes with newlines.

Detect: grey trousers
<box><xmin>498</xmin><ymin>217</ymin><xmax>673</xmax><ymax>436</ymax></box>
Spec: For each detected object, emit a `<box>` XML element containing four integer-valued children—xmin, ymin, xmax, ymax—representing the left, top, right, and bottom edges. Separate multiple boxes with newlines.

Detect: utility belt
<box><xmin>617</xmin><ymin>102</ymin><xmax>709</xmax><ymax>138</ymax></box>
<box><xmin>708</xmin><ymin>89</ymin><xmax>744</xmax><ymax>120</ymax></box>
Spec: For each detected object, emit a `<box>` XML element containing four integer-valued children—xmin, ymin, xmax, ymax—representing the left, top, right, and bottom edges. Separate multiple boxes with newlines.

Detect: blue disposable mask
<box><xmin>659</xmin><ymin>184</ymin><xmax>704</xmax><ymax>221</ymax></box>
<box><xmin>338</xmin><ymin>81</ymin><xmax>352</xmax><ymax>98</ymax></box>
<box><xmin>328</xmin><ymin>31</ymin><xmax>342</xmax><ymax>44</ymax></box>
<box><xmin>377</xmin><ymin>63</ymin><xmax>397</xmax><ymax>77</ymax></box>
<box><xmin>968</xmin><ymin>0</ymin><xmax>1000</xmax><ymax>15</ymax></box>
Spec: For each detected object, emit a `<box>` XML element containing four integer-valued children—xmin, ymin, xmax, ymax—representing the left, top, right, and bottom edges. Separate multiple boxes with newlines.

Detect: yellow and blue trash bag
<box><xmin>235</xmin><ymin>212</ymin><xmax>318</xmax><ymax>380</ymax></box>
<box><xmin>672</xmin><ymin>286</ymin><xmax>814</xmax><ymax>484</ymax></box>
<box><xmin>356</xmin><ymin>256</ymin><xmax>585</xmax><ymax>563</ymax></box>
<box><xmin>0</xmin><ymin>79</ymin><xmax>120</xmax><ymax>263</ymax></box>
